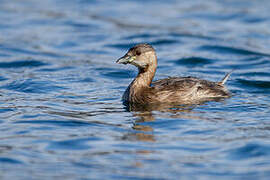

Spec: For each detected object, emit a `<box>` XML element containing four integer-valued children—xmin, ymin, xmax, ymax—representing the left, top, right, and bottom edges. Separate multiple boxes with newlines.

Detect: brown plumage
<box><xmin>116</xmin><ymin>43</ymin><xmax>231</xmax><ymax>105</ymax></box>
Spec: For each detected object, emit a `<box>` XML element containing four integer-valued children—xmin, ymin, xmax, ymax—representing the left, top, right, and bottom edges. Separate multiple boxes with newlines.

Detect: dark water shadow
<box><xmin>227</xmin><ymin>143</ymin><xmax>270</xmax><ymax>160</ymax></box>
<box><xmin>171</xmin><ymin>57</ymin><xmax>214</xmax><ymax>67</ymax></box>
<box><xmin>14</xmin><ymin>119</ymin><xmax>94</xmax><ymax>127</ymax></box>
<box><xmin>0</xmin><ymin>60</ymin><xmax>48</xmax><ymax>69</ymax></box>
<box><xmin>240</xmin><ymin>72</ymin><xmax>270</xmax><ymax>77</ymax></box>
<box><xmin>197</xmin><ymin>45</ymin><xmax>270</xmax><ymax>57</ymax></box>
<box><xmin>236</xmin><ymin>79</ymin><xmax>270</xmax><ymax>89</ymax></box>
<box><xmin>0</xmin><ymin>157</ymin><xmax>23</xmax><ymax>164</ymax></box>
<box><xmin>47</xmin><ymin>137</ymin><xmax>99</xmax><ymax>151</ymax></box>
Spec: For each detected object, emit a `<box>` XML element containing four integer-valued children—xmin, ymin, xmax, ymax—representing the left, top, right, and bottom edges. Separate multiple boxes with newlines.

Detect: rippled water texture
<box><xmin>0</xmin><ymin>0</ymin><xmax>270</xmax><ymax>179</ymax></box>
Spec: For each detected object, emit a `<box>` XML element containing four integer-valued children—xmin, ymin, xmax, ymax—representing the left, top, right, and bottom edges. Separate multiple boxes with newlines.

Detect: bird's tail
<box><xmin>218</xmin><ymin>70</ymin><xmax>233</xmax><ymax>85</ymax></box>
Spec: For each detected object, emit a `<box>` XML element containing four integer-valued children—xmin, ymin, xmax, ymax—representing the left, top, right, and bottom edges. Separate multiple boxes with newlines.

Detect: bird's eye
<box><xmin>136</xmin><ymin>51</ymin><xmax>141</xmax><ymax>56</ymax></box>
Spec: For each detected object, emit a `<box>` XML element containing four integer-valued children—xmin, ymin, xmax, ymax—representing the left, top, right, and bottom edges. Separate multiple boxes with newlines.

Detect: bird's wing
<box><xmin>152</xmin><ymin>77</ymin><xmax>200</xmax><ymax>91</ymax></box>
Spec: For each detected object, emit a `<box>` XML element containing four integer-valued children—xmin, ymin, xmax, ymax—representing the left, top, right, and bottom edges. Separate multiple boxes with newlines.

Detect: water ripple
<box><xmin>47</xmin><ymin>138</ymin><xmax>97</xmax><ymax>150</ymax></box>
<box><xmin>0</xmin><ymin>44</ymin><xmax>63</xmax><ymax>58</ymax></box>
<box><xmin>0</xmin><ymin>157</ymin><xmax>23</xmax><ymax>164</ymax></box>
<box><xmin>0</xmin><ymin>60</ymin><xmax>47</xmax><ymax>68</ymax></box>
<box><xmin>14</xmin><ymin>120</ymin><xmax>94</xmax><ymax>127</ymax></box>
<box><xmin>102</xmin><ymin>69</ymin><xmax>135</xmax><ymax>79</ymax></box>
<box><xmin>197</xmin><ymin>45</ymin><xmax>270</xmax><ymax>57</ymax></box>
<box><xmin>1</xmin><ymin>79</ymin><xmax>65</xmax><ymax>93</ymax></box>
<box><xmin>107</xmin><ymin>39</ymin><xmax>179</xmax><ymax>50</ymax></box>
<box><xmin>237</xmin><ymin>79</ymin><xmax>270</xmax><ymax>89</ymax></box>
<box><xmin>228</xmin><ymin>143</ymin><xmax>270</xmax><ymax>160</ymax></box>
<box><xmin>172</xmin><ymin>57</ymin><xmax>213</xmax><ymax>67</ymax></box>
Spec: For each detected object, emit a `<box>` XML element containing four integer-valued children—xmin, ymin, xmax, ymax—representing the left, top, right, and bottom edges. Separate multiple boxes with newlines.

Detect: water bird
<box><xmin>116</xmin><ymin>43</ymin><xmax>231</xmax><ymax>105</ymax></box>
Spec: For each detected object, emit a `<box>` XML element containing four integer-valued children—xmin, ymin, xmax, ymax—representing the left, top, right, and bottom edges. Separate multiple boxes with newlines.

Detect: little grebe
<box><xmin>116</xmin><ymin>43</ymin><xmax>231</xmax><ymax>104</ymax></box>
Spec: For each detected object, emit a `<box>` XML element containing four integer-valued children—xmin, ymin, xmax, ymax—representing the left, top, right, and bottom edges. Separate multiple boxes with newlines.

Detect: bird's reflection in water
<box><xmin>123</xmin><ymin>98</ymin><xmax>226</xmax><ymax>142</ymax></box>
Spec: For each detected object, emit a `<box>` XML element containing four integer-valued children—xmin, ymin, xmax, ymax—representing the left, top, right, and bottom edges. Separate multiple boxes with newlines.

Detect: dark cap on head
<box><xmin>128</xmin><ymin>43</ymin><xmax>155</xmax><ymax>55</ymax></box>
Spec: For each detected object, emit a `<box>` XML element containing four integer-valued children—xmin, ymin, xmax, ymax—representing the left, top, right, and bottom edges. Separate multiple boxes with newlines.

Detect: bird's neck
<box><xmin>123</xmin><ymin>64</ymin><xmax>157</xmax><ymax>102</ymax></box>
<box><xmin>123</xmin><ymin>63</ymin><xmax>156</xmax><ymax>102</ymax></box>
<box><xmin>133</xmin><ymin>66</ymin><xmax>156</xmax><ymax>88</ymax></box>
<box><xmin>122</xmin><ymin>53</ymin><xmax>158</xmax><ymax>103</ymax></box>
<box><xmin>134</xmin><ymin>61</ymin><xmax>157</xmax><ymax>88</ymax></box>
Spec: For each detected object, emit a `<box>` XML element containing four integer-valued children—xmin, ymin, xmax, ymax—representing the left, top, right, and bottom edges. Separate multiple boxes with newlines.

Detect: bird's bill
<box><xmin>116</xmin><ymin>55</ymin><xmax>136</xmax><ymax>64</ymax></box>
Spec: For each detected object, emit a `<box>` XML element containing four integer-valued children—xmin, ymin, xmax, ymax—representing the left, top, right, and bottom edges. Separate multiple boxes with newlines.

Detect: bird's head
<box><xmin>116</xmin><ymin>43</ymin><xmax>157</xmax><ymax>70</ymax></box>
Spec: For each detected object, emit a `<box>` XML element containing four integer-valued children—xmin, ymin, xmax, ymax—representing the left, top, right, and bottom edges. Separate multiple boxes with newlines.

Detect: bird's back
<box><xmin>148</xmin><ymin>76</ymin><xmax>230</xmax><ymax>103</ymax></box>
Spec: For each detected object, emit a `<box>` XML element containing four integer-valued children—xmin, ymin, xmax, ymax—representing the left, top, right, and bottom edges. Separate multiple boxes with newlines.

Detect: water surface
<box><xmin>0</xmin><ymin>0</ymin><xmax>270</xmax><ymax>179</ymax></box>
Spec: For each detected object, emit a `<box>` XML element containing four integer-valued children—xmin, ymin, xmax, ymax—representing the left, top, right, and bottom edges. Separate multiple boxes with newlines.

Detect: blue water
<box><xmin>0</xmin><ymin>0</ymin><xmax>270</xmax><ymax>179</ymax></box>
